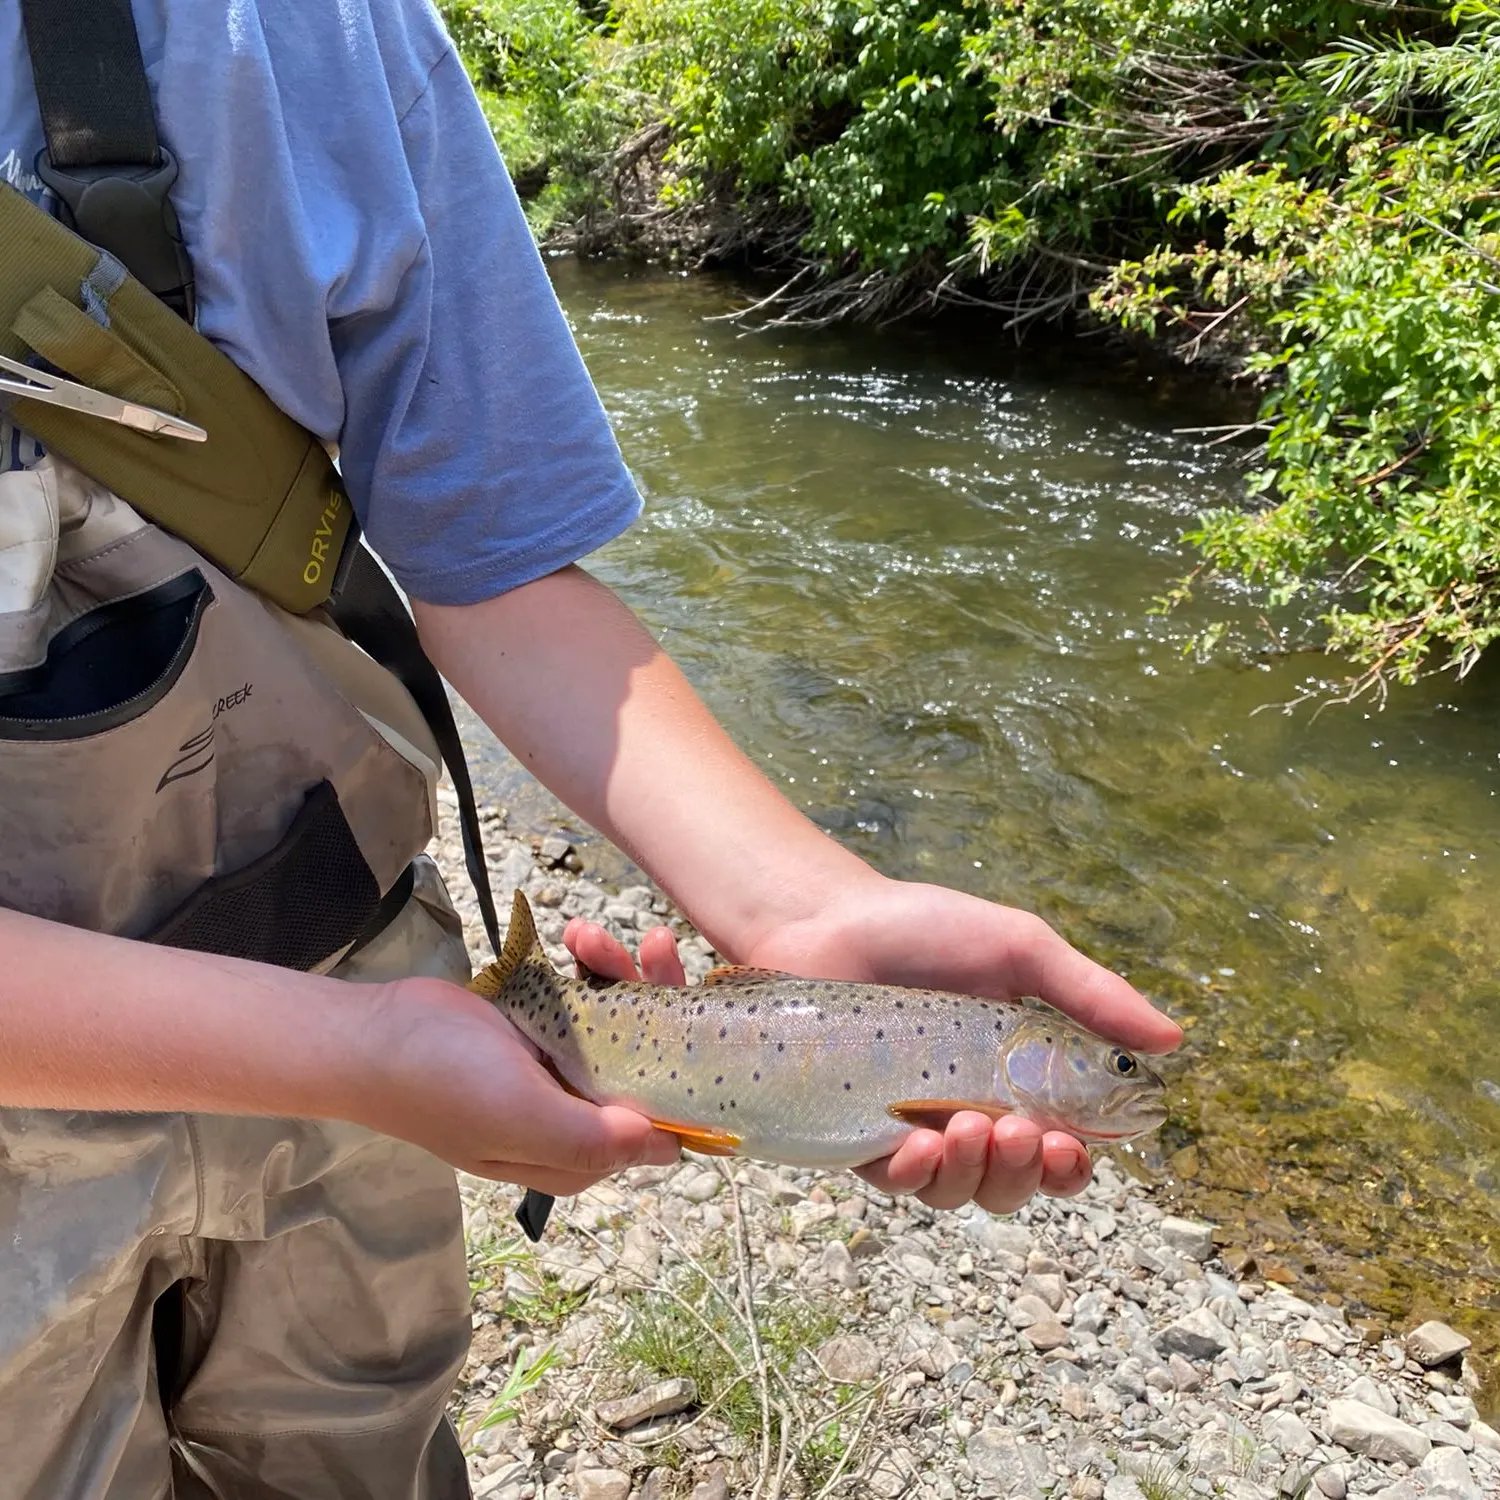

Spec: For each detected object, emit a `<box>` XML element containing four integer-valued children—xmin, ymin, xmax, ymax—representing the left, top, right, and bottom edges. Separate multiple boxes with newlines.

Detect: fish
<box><xmin>468</xmin><ymin>890</ymin><xmax>1168</xmax><ymax>1171</ymax></box>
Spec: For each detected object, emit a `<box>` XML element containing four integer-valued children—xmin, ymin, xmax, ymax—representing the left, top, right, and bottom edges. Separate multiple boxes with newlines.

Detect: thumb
<box><xmin>516</xmin><ymin>1057</ymin><xmax>681</xmax><ymax>1175</ymax></box>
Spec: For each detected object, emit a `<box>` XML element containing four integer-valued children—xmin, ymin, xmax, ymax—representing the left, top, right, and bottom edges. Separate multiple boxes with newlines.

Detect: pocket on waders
<box><xmin>0</xmin><ymin>487</ymin><xmax>435</xmax><ymax>969</ymax></box>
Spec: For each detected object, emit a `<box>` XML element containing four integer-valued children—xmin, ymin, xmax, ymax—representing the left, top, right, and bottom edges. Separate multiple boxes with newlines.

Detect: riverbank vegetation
<box><xmin>440</xmin><ymin>0</ymin><xmax>1500</xmax><ymax>699</ymax></box>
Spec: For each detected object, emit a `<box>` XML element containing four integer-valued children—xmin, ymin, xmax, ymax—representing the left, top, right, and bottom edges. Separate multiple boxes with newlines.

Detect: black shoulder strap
<box><xmin>21</xmin><ymin>0</ymin><xmax>194</xmax><ymax>318</ymax></box>
<box><xmin>19</xmin><ymin>0</ymin><xmax>502</xmax><ymax>961</ymax></box>
<box><xmin>327</xmin><ymin>545</ymin><xmax>501</xmax><ymax>956</ymax></box>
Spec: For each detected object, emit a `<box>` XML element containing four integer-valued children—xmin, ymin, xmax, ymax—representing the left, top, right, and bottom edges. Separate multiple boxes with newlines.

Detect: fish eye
<box><xmin>1111</xmin><ymin>1048</ymin><xmax>1137</xmax><ymax>1076</ymax></box>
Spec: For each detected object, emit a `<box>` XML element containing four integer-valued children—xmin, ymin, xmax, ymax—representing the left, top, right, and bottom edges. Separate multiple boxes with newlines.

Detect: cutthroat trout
<box><xmin>470</xmin><ymin>890</ymin><xmax>1168</xmax><ymax>1169</ymax></box>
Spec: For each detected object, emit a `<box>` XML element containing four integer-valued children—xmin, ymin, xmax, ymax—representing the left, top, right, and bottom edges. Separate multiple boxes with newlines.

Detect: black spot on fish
<box><xmin>670</xmin><ymin>1070</ymin><xmax>678</xmax><ymax>1080</ymax></box>
<box><xmin>922</xmin><ymin>1070</ymin><xmax>930</xmax><ymax>1080</ymax></box>
<box><xmin>875</xmin><ymin>1028</ymin><xmax>885</xmax><ymax>1041</ymax></box>
<box><xmin>759</xmin><ymin>1031</ymin><xmax>768</xmax><ymax>1041</ymax></box>
<box><xmin>949</xmin><ymin>1062</ymin><xmax>957</xmax><ymax>1075</ymax></box>
<box><xmin>715</xmin><ymin>1075</ymin><xmax>724</xmax><ymax>1085</ymax></box>
<box><xmin>852</xmin><ymin>1005</ymin><xmax>862</xmax><ymax>1014</ymax></box>
<box><xmin>730</xmin><ymin>1099</ymin><xmax>736</xmax><ymax>1109</ymax></box>
<box><xmin>917</xmin><ymin>1026</ymin><xmax>925</xmax><ymax>1036</ymax></box>
<box><xmin>753</xmin><ymin>1071</ymin><xmax>760</xmax><ymax>1081</ymax></box>
<box><xmin>777</xmin><ymin>1042</ymin><xmax>785</xmax><ymax>1052</ymax></box>
<box><xmin>638</xmin><ymin>1069</ymin><xmax>646</xmax><ymax>1077</ymax></box>
<box><xmin>843</xmin><ymin>1081</ymin><xmax>851</xmax><ymax>1091</ymax></box>
<box><xmin>747</xmin><ymin>1005</ymin><xmax>758</xmax><ymax>1016</ymax></box>
<box><xmin>895</xmin><ymin>1000</ymin><xmax>904</xmax><ymax>1010</ymax></box>
<box><xmin>718</xmin><ymin>1027</ymin><xmax>727</xmax><ymax>1039</ymax></box>
<box><xmin>611</xmin><ymin>1033</ymin><xmax>619</xmax><ymax>1043</ymax></box>
<box><xmin>688</xmin><ymin>1087</ymin><xmax>695</xmax><ymax>1097</ymax></box>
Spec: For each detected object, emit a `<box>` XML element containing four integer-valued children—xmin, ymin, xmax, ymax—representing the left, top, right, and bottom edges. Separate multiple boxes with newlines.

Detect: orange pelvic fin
<box><xmin>647</xmin><ymin>1118</ymin><xmax>743</xmax><ymax>1157</ymax></box>
<box><xmin>887</xmin><ymin>1099</ymin><xmax>1014</xmax><ymax>1131</ymax></box>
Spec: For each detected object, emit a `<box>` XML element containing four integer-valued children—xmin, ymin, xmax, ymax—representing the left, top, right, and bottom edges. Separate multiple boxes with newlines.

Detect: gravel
<box><xmin>430</xmin><ymin>785</ymin><xmax>1494</xmax><ymax>1500</ymax></box>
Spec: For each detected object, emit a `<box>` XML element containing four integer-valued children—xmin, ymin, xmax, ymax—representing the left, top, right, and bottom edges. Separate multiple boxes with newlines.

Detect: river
<box><xmin>458</xmin><ymin>258</ymin><xmax>1500</xmax><ymax>1388</ymax></box>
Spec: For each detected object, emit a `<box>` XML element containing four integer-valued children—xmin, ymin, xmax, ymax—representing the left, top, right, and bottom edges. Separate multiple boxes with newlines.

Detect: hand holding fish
<box><xmin>555</xmin><ymin>872</ymin><xmax>1181</xmax><ymax>1217</ymax></box>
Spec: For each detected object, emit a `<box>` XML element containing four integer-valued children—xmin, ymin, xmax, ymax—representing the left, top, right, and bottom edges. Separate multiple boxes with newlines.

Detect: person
<box><xmin>0</xmin><ymin>2</ymin><xmax>1181</xmax><ymax>1496</ymax></box>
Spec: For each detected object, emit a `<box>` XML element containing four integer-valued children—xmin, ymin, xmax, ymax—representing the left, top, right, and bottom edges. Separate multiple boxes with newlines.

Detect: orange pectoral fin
<box><xmin>887</xmin><ymin>1099</ymin><xmax>1014</xmax><ymax>1131</ymax></box>
<box><xmin>646</xmin><ymin>1118</ymin><xmax>743</xmax><ymax>1157</ymax></box>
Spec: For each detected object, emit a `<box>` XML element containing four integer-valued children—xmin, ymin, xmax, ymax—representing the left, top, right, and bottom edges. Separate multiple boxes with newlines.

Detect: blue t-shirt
<box><xmin>0</xmin><ymin>0</ymin><xmax>641</xmax><ymax>605</ymax></box>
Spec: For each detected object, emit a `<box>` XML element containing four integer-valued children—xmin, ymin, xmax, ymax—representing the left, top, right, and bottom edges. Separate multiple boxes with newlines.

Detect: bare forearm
<box><xmin>0</xmin><ymin>907</ymin><xmax>377</xmax><ymax>1118</ymax></box>
<box><xmin>413</xmin><ymin>567</ymin><xmax>876</xmax><ymax>958</ymax></box>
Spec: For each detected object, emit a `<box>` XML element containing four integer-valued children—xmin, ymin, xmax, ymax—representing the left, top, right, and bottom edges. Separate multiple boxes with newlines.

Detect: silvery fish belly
<box><xmin>469</xmin><ymin>891</ymin><xmax>1168</xmax><ymax>1169</ymax></box>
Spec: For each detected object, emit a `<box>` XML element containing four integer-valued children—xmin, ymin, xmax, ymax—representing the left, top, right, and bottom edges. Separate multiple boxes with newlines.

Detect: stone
<box><xmin>1022</xmin><ymin>1317</ymin><xmax>1071</xmax><ymax>1352</ymax></box>
<box><xmin>1158</xmin><ymin>1216</ymin><xmax>1217</xmax><ymax>1262</ymax></box>
<box><xmin>616</xmin><ymin>1225</ymin><xmax>660</xmax><ymax>1282</ymax></box>
<box><xmin>1008</xmin><ymin>1294</ymin><xmax>1056</xmax><ymax>1329</ymax></box>
<box><xmin>1155</xmin><ymin>1307</ymin><xmax>1237</xmax><ymax>1361</ymax></box>
<box><xmin>1019</xmin><ymin>1272</ymin><xmax>1067</xmax><ymax>1310</ymax></box>
<box><xmin>689</xmin><ymin>1464</ymin><xmax>729</xmax><ymax>1500</ymax></box>
<box><xmin>1469</xmin><ymin>1419</ymin><xmax>1500</xmax><ymax>1454</ymax></box>
<box><xmin>1346</xmin><ymin>1375</ymin><xmax>1398</xmax><ymax>1417</ymax></box>
<box><xmin>1428</xmin><ymin>1393</ymin><xmax>1477</xmax><ymax>1428</ymax></box>
<box><xmin>1405</xmin><ymin>1321</ymin><xmax>1472</xmax><ymax>1369</ymax></box>
<box><xmin>1420</xmin><ymin>1445</ymin><xmax>1479</xmax><ymax>1489</ymax></box>
<box><xmin>474</xmin><ymin>1466</ymin><xmax>529</xmax><ymax>1499</ymax></box>
<box><xmin>1421</xmin><ymin>1420</ymin><xmax>1473</xmax><ymax>1452</ymax></box>
<box><xmin>816</xmin><ymin>1334</ymin><xmax>880</xmax><ymax>1383</ymax></box>
<box><xmin>1264</xmin><ymin>1411</ymin><xmax>1317</xmax><ymax>1457</ymax></box>
<box><xmin>846</xmin><ymin>1227</ymin><xmax>886</xmax><ymax>1260</ymax></box>
<box><xmin>899</xmin><ymin>1251</ymin><xmax>939</xmax><ymax>1284</ymax></box>
<box><xmin>962</xmin><ymin>1216</ymin><xmax>1033</xmax><ymax>1259</ymax></box>
<box><xmin>966</xmin><ymin>1426</ymin><xmax>1050</xmax><ymax>1496</ymax></box>
<box><xmin>1312</xmin><ymin>1465</ymin><xmax>1347</xmax><ymax>1500</ymax></box>
<box><xmin>1325</xmin><ymin>1399</ymin><xmax>1432</xmax><ymax>1466</ymax></box>
<box><xmin>820</xmin><ymin>1239</ymin><xmax>860</xmax><ymax>1290</ymax></box>
<box><xmin>1060</xmin><ymin>1382</ymin><xmax>1090</xmax><ymax>1420</ymax></box>
<box><xmin>596</xmin><ymin>1378</ymin><xmax>697</xmax><ymax>1431</ymax></box>
<box><xmin>1103</xmin><ymin>1479</ymin><xmax>1144</xmax><ymax>1500</ymax></box>
<box><xmin>674</xmin><ymin>1168</ymin><xmax>722</xmax><ymax>1204</ymax></box>
<box><xmin>1169</xmin><ymin>1353</ymin><xmax>1203</xmax><ymax>1392</ymax></box>
<box><xmin>575</xmin><ymin>1471</ymin><xmax>631</xmax><ymax>1500</ymax></box>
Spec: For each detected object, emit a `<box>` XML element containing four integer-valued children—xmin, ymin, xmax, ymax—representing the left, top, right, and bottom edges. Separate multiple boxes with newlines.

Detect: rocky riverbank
<box><xmin>430</xmin><ymin>787</ymin><xmax>1497</xmax><ymax>1500</ymax></box>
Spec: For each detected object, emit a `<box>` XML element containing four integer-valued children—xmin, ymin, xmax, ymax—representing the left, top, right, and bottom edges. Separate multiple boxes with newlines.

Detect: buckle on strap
<box><xmin>35</xmin><ymin>145</ymin><xmax>196</xmax><ymax>323</ymax></box>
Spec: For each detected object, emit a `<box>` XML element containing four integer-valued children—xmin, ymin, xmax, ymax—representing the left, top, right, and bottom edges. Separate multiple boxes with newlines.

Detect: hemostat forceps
<box><xmin>0</xmin><ymin>352</ymin><xmax>207</xmax><ymax>441</ymax></box>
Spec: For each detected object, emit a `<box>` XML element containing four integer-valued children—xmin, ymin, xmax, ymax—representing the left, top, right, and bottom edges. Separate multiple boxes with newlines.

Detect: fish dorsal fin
<box><xmin>468</xmin><ymin>890</ymin><xmax>546</xmax><ymax>1001</ymax></box>
<box><xmin>700</xmin><ymin>964</ymin><xmax>784</xmax><ymax>987</ymax></box>
<box><xmin>887</xmin><ymin>1099</ymin><xmax>1014</xmax><ymax>1131</ymax></box>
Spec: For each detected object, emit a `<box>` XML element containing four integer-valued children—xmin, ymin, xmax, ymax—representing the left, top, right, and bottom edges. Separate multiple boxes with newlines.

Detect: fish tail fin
<box><xmin>468</xmin><ymin>889</ymin><xmax>549</xmax><ymax>1001</ymax></box>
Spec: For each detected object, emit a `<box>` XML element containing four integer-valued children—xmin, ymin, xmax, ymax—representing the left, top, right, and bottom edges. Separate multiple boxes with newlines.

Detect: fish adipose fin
<box><xmin>468</xmin><ymin>890</ymin><xmax>545</xmax><ymax>1000</ymax></box>
<box><xmin>647</xmin><ymin>1118</ymin><xmax>742</xmax><ymax>1156</ymax></box>
<box><xmin>701</xmin><ymin>964</ymin><xmax>785</xmax><ymax>987</ymax></box>
<box><xmin>887</xmin><ymin>1099</ymin><xmax>1014</xmax><ymax>1130</ymax></box>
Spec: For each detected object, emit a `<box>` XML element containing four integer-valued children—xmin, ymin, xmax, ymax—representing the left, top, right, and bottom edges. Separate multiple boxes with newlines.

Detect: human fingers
<box><xmin>970</xmin><ymin>1116</ymin><xmax>1048</xmax><ymax>1217</ymax></box>
<box><xmin>1038</xmin><ymin>1131</ymin><xmax>1092</xmax><ymax>1198</ymax></box>
<box><xmin>910</xmin><ymin>1111</ymin><xmax>994</xmax><ymax>1211</ymax></box>
<box><xmin>563</xmin><ymin>919</ymin><xmax>642</xmax><ymax>981</ymax></box>
<box><xmin>638</xmin><ymin>926</ymin><xmax>688</xmax><ymax>987</ymax></box>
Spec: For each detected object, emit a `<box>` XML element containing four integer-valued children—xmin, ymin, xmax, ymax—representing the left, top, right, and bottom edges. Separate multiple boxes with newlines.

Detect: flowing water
<box><xmin>462</xmin><ymin>259</ymin><xmax>1500</xmax><ymax>1385</ymax></box>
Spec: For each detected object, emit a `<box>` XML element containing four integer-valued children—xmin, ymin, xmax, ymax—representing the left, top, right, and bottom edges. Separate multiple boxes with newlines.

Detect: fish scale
<box><xmin>470</xmin><ymin>890</ymin><xmax>1167</xmax><ymax>1170</ymax></box>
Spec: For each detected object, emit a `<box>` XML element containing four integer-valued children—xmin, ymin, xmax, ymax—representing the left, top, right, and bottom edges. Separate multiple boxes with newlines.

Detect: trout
<box><xmin>469</xmin><ymin>890</ymin><xmax>1168</xmax><ymax>1169</ymax></box>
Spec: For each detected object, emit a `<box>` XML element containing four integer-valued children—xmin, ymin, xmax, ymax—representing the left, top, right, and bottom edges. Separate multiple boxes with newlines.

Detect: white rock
<box><xmin>816</xmin><ymin>1334</ymin><xmax>881</xmax><ymax>1383</ymax></box>
<box><xmin>1103</xmin><ymin>1479</ymin><xmax>1144</xmax><ymax>1500</ymax></box>
<box><xmin>1469</xmin><ymin>1418</ymin><xmax>1500</xmax><ymax>1454</ymax></box>
<box><xmin>962</xmin><ymin>1216</ymin><xmax>1033</xmax><ymax>1259</ymax></box>
<box><xmin>1346</xmin><ymin>1375</ymin><xmax>1399</xmax><ymax>1418</ymax></box>
<box><xmin>965</xmin><ymin>1426</ymin><xmax>1049</xmax><ymax>1496</ymax></box>
<box><xmin>1264</xmin><ymin>1411</ymin><xmax>1317</xmax><ymax>1457</ymax></box>
<box><xmin>1008</xmin><ymin>1294</ymin><xmax>1056</xmax><ymax>1329</ymax></box>
<box><xmin>1325</xmin><ymin>1399</ymin><xmax>1432</xmax><ymax>1466</ymax></box>
<box><xmin>674</xmin><ymin>1168</ymin><xmax>722</xmax><ymax>1204</ymax></box>
<box><xmin>1420</xmin><ymin>1445</ymin><xmax>1478</xmax><ymax>1493</ymax></box>
<box><xmin>1155</xmin><ymin>1307</ymin><xmax>1237</xmax><ymax>1361</ymax></box>
<box><xmin>1421</xmin><ymin>1419</ymin><xmax>1473</xmax><ymax>1452</ymax></box>
<box><xmin>820</xmin><ymin>1239</ymin><xmax>860</xmax><ymax>1290</ymax></box>
<box><xmin>1312</xmin><ymin>1464</ymin><xmax>1347</xmax><ymax>1499</ymax></box>
<box><xmin>1158</xmin><ymin>1216</ymin><xmax>1217</xmax><ymax>1262</ymax></box>
<box><xmin>575</xmin><ymin>1470</ymin><xmax>631</xmax><ymax>1500</ymax></box>
<box><xmin>1405</xmin><ymin>1321</ymin><xmax>1471</xmax><ymax>1368</ymax></box>
<box><xmin>596</xmin><ymin>1378</ymin><xmax>697</xmax><ymax>1430</ymax></box>
<box><xmin>1019</xmin><ymin>1272</ymin><xmax>1067</xmax><ymax>1310</ymax></box>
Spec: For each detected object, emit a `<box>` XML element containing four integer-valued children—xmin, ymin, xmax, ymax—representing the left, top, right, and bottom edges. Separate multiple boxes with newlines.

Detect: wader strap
<box><xmin>329</xmin><ymin>545</ymin><xmax>501</xmax><ymax>957</ymax></box>
<box><xmin>21</xmin><ymin>0</ymin><xmax>195</xmax><ymax>320</ymax></box>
